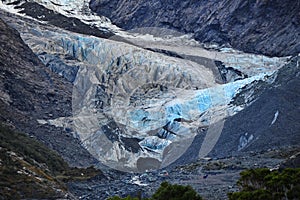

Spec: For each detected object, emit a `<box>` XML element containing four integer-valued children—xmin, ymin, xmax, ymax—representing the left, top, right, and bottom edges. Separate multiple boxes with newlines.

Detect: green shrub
<box><xmin>152</xmin><ymin>181</ymin><xmax>202</xmax><ymax>200</ymax></box>
<box><xmin>229</xmin><ymin>168</ymin><xmax>300</xmax><ymax>200</ymax></box>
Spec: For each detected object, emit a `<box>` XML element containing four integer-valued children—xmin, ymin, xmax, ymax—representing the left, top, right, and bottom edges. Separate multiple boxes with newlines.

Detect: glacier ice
<box><xmin>0</xmin><ymin>11</ymin><xmax>290</xmax><ymax>172</ymax></box>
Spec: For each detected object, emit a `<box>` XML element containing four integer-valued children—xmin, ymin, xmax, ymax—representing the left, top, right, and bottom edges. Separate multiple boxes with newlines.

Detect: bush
<box><xmin>228</xmin><ymin>189</ymin><xmax>273</xmax><ymax>200</ymax></box>
<box><xmin>229</xmin><ymin>168</ymin><xmax>300</xmax><ymax>200</ymax></box>
<box><xmin>152</xmin><ymin>181</ymin><xmax>202</xmax><ymax>200</ymax></box>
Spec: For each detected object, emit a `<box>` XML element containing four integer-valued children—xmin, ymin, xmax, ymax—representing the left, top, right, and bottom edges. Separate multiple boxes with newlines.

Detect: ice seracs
<box><xmin>0</xmin><ymin>3</ymin><xmax>290</xmax><ymax>172</ymax></box>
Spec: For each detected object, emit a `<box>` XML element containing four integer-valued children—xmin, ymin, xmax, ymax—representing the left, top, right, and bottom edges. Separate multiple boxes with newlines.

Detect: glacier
<box><xmin>0</xmin><ymin>3</ymin><xmax>289</xmax><ymax>172</ymax></box>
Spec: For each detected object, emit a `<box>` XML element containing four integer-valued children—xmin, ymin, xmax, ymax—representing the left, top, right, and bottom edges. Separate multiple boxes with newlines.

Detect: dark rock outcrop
<box><xmin>18</xmin><ymin>1</ymin><xmax>114</xmax><ymax>38</ymax></box>
<box><xmin>90</xmin><ymin>0</ymin><xmax>300</xmax><ymax>57</ymax></box>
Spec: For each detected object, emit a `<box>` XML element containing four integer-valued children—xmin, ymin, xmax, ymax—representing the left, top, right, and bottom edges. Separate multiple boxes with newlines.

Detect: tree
<box><xmin>152</xmin><ymin>181</ymin><xmax>202</xmax><ymax>200</ymax></box>
<box><xmin>228</xmin><ymin>168</ymin><xmax>300</xmax><ymax>200</ymax></box>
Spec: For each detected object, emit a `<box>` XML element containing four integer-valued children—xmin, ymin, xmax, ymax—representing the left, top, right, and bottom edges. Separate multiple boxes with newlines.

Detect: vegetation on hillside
<box><xmin>0</xmin><ymin>123</ymin><xmax>102</xmax><ymax>199</ymax></box>
<box><xmin>0</xmin><ymin>123</ymin><xmax>68</xmax><ymax>174</ymax></box>
<box><xmin>228</xmin><ymin>168</ymin><xmax>300</xmax><ymax>200</ymax></box>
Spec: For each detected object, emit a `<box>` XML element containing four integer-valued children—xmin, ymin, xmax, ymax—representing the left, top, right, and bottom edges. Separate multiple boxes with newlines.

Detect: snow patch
<box><xmin>131</xmin><ymin>176</ymin><xmax>148</xmax><ymax>186</ymax></box>
<box><xmin>238</xmin><ymin>133</ymin><xmax>254</xmax><ymax>151</ymax></box>
<box><xmin>271</xmin><ymin>110</ymin><xmax>279</xmax><ymax>125</ymax></box>
<box><xmin>37</xmin><ymin>119</ymin><xmax>48</xmax><ymax>125</ymax></box>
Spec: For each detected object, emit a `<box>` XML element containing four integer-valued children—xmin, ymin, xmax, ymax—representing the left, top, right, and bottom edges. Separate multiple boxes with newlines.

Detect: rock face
<box><xmin>90</xmin><ymin>0</ymin><xmax>300</xmax><ymax>57</ymax></box>
<box><xmin>17</xmin><ymin>1</ymin><xmax>114</xmax><ymax>38</ymax></box>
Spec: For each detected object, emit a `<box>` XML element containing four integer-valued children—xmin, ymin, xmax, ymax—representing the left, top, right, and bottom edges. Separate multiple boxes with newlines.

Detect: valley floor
<box><xmin>68</xmin><ymin>146</ymin><xmax>299</xmax><ymax>199</ymax></box>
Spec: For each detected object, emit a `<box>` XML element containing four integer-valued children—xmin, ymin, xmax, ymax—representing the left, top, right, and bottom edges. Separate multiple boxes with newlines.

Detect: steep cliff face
<box><xmin>90</xmin><ymin>0</ymin><xmax>300</xmax><ymax>57</ymax></box>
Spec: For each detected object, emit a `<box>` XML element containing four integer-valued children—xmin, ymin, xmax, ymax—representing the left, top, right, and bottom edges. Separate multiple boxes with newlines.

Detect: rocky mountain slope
<box><xmin>0</xmin><ymin>15</ymin><xmax>107</xmax><ymax>199</ymax></box>
<box><xmin>0</xmin><ymin>16</ymin><xmax>97</xmax><ymax>167</ymax></box>
<box><xmin>90</xmin><ymin>0</ymin><xmax>300</xmax><ymax>57</ymax></box>
<box><xmin>0</xmin><ymin>123</ymin><xmax>74</xmax><ymax>199</ymax></box>
<box><xmin>0</xmin><ymin>122</ymin><xmax>104</xmax><ymax>199</ymax></box>
<box><xmin>209</xmin><ymin>56</ymin><xmax>300</xmax><ymax>157</ymax></box>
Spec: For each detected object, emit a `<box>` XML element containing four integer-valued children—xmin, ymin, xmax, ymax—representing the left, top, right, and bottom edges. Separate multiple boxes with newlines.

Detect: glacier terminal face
<box><xmin>66</xmin><ymin>34</ymin><xmax>283</xmax><ymax>171</ymax></box>
<box><xmin>0</xmin><ymin>6</ymin><xmax>289</xmax><ymax>172</ymax></box>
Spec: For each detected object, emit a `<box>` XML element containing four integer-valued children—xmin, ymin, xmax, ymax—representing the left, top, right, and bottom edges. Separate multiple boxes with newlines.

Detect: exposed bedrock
<box><xmin>90</xmin><ymin>0</ymin><xmax>300</xmax><ymax>57</ymax></box>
